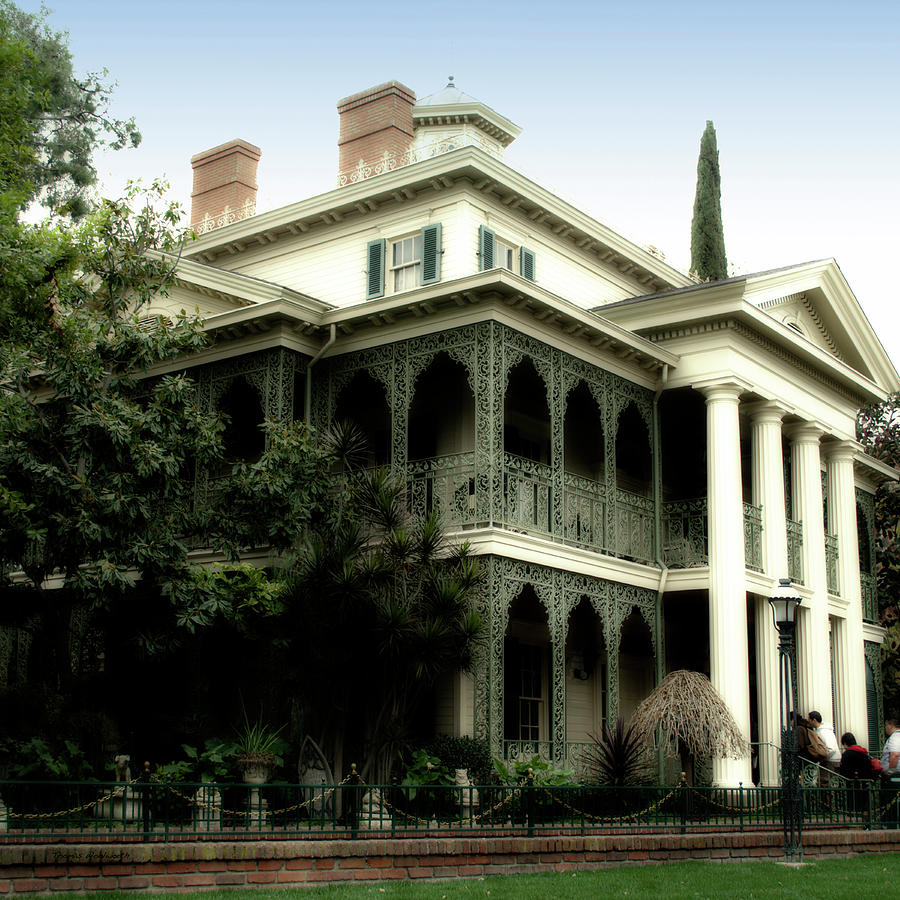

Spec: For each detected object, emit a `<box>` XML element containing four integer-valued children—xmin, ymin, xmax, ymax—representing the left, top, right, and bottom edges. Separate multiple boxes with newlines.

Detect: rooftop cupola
<box><xmin>412</xmin><ymin>77</ymin><xmax>521</xmax><ymax>159</ymax></box>
<box><xmin>336</xmin><ymin>78</ymin><xmax>521</xmax><ymax>185</ymax></box>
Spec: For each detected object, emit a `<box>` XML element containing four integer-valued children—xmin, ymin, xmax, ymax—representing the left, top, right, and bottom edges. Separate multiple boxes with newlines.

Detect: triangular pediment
<box><xmin>755</xmin><ymin>291</ymin><xmax>842</xmax><ymax>360</ymax></box>
<box><xmin>741</xmin><ymin>260</ymin><xmax>898</xmax><ymax>391</ymax></box>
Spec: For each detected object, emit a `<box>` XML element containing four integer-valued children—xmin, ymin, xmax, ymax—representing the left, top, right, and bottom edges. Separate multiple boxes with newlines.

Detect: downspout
<box><xmin>304</xmin><ymin>323</ymin><xmax>337</xmax><ymax>424</ymax></box>
<box><xmin>652</xmin><ymin>363</ymin><xmax>669</xmax><ymax>782</ymax></box>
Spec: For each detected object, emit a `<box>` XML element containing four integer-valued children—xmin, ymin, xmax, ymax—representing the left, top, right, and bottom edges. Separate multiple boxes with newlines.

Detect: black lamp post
<box><xmin>768</xmin><ymin>577</ymin><xmax>803</xmax><ymax>863</ymax></box>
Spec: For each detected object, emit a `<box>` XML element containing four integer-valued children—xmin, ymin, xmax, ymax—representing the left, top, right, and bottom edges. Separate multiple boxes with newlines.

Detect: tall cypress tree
<box><xmin>690</xmin><ymin>120</ymin><xmax>728</xmax><ymax>281</ymax></box>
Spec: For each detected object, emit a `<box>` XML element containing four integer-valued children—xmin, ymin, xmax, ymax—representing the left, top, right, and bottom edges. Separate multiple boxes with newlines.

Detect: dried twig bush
<box><xmin>630</xmin><ymin>669</ymin><xmax>749</xmax><ymax>760</ymax></box>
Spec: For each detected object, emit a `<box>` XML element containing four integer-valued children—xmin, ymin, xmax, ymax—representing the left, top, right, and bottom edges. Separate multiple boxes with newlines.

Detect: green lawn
<box><xmin>51</xmin><ymin>854</ymin><xmax>898</xmax><ymax>899</ymax></box>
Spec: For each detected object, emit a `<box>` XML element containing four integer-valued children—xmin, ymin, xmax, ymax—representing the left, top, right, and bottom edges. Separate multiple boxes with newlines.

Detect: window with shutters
<box><xmin>366</xmin><ymin>224</ymin><xmax>441</xmax><ymax>299</ymax></box>
<box><xmin>478</xmin><ymin>225</ymin><xmax>535</xmax><ymax>282</ymax></box>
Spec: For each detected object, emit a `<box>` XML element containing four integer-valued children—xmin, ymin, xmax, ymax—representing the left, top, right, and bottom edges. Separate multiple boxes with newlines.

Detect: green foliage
<box><xmin>286</xmin><ymin>456</ymin><xmax>484</xmax><ymax>784</ymax></box>
<box><xmin>585</xmin><ymin>717</ymin><xmax>654</xmax><ymax>787</ymax></box>
<box><xmin>492</xmin><ymin>754</ymin><xmax>574</xmax><ymax>786</ymax></box>
<box><xmin>0</xmin><ymin>0</ymin><xmax>140</xmax><ymax>218</ymax></box>
<box><xmin>0</xmin><ymin>736</ymin><xmax>94</xmax><ymax>780</ymax></box>
<box><xmin>206</xmin><ymin>420</ymin><xmax>334</xmax><ymax>557</ymax></box>
<box><xmin>155</xmin><ymin>738</ymin><xmax>235</xmax><ymax>783</ymax></box>
<box><xmin>858</xmin><ymin>392</ymin><xmax>900</xmax><ymax>717</ymax></box>
<box><xmin>423</xmin><ymin>735</ymin><xmax>493</xmax><ymax>784</ymax></box>
<box><xmin>690</xmin><ymin>120</ymin><xmax>728</xmax><ymax>282</ymax></box>
<box><xmin>0</xmin><ymin>182</ymin><xmax>221</xmax><ymax>616</ymax></box>
<box><xmin>234</xmin><ymin>712</ymin><xmax>287</xmax><ymax>762</ymax></box>
<box><xmin>401</xmin><ymin>749</ymin><xmax>453</xmax><ymax>800</ymax></box>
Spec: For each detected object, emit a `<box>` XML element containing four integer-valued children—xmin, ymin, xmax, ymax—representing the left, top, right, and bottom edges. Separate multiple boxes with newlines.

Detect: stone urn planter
<box><xmin>238</xmin><ymin>753</ymin><xmax>277</xmax><ymax>785</ymax></box>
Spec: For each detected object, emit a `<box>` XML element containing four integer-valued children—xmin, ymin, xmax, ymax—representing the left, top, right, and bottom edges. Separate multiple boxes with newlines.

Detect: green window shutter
<box><xmin>366</xmin><ymin>238</ymin><xmax>385</xmax><ymax>299</ymax></box>
<box><xmin>520</xmin><ymin>247</ymin><xmax>536</xmax><ymax>282</ymax></box>
<box><xmin>421</xmin><ymin>223</ymin><xmax>442</xmax><ymax>285</ymax></box>
<box><xmin>478</xmin><ymin>225</ymin><xmax>495</xmax><ymax>271</ymax></box>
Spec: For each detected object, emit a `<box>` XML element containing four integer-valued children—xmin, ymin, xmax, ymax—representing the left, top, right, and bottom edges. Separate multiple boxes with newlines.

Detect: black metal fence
<box><xmin>1</xmin><ymin>775</ymin><xmax>898</xmax><ymax>842</ymax></box>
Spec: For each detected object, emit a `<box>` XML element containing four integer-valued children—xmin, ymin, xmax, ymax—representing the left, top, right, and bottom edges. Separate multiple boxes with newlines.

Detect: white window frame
<box><xmin>390</xmin><ymin>232</ymin><xmax>423</xmax><ymax>293</ymax></box>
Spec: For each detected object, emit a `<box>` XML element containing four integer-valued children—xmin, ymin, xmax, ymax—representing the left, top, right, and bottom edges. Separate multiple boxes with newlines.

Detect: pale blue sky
<box><xmin>23</xmin><ymin>0</ymin><xmax>900</xmax><ymax>371</ymax></box>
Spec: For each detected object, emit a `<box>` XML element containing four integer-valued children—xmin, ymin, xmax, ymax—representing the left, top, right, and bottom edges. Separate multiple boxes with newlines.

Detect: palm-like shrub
<box><xmin>586</xmin><ymin>717</ymin><xmax>654</xmax><ymax>786</ymax></box>
<box><xmin>287</xmin><ymin>435</ymin><xmax>484</xmax><ymax>785</ymax></box>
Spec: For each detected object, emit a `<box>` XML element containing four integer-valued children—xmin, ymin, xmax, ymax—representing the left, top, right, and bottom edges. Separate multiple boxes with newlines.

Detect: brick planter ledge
<box><xmin>2</xmin><ymin>830</ymin><xmax>900</xmax><ymax>893</ymax></box>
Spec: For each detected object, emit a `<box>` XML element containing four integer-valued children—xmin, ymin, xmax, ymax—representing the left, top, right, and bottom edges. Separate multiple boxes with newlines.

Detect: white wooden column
<box><xmin>786</xmin><ymin>422</ymin><xmax>832</xmax><ymax>718</ymax></box>
<box><xmin>824</xmin><ymin>440</ymin><xmax>866</xmax><ymax>740</ymax></box>
<box><xmin>700</xmin><ymin>382</ymin><xmax>752</xmax><ymax>787</ymax></box>
<box><xmin>747</xmin><ymin>401</ymin><xmax>789</xmax><ymax>785</ymax></box>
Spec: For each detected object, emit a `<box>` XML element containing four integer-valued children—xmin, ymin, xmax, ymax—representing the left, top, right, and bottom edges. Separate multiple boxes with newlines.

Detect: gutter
<box><xmin>304</xmin><ymin>324</ymin><xmax>337</xmax><ymax>422</ymax></box>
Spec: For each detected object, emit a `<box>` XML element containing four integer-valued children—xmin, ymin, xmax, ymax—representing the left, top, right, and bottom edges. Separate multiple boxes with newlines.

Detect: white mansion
<box><xmin>159</xmin><ymin>81</ymin><xmax>896</xmax><ymax>787</ymax></box>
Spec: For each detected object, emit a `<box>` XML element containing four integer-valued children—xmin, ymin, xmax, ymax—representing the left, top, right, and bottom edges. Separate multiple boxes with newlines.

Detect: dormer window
<box><xmin>478</xmin><ymin>225</ymin><xmax>535</xmax><ymax>282</ymax></box>
<box><xmin>366</xmin><ymin>224</ymin><xmax>442</xmax><ymax>299</ymax></box>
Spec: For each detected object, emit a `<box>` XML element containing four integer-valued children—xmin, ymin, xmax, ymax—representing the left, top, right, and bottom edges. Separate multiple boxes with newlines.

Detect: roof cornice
<box><xmin>185</xmin><ymin>146</ymin><xmax>692</xmax><ymax>294</ymax></box>
<box><xmin>601</xmin><ymin>263</ymin><xmax>897</xmax><ymax>401</ymax></box>
<box><xmin>188</xmin><ymin>268</ymin><xmax>677</xmax><ymax>374</ymax></box>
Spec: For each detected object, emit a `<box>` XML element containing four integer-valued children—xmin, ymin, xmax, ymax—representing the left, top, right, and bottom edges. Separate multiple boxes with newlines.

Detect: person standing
<box><xmin>808</xmin><ymin>711</ymin><xmax>841</xmax><ymax>770</ymax></box>
<box><xmin>881</xmin><ymin>719</ymin><xmax>900</xmax><ymax>773</ymax></box>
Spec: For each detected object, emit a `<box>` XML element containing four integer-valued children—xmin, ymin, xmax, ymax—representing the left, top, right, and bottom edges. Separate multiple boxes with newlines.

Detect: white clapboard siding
<box><xmin>153</xmin><ymin>284</ymin><xmax>247</xmax><ymax>319</ymax></box>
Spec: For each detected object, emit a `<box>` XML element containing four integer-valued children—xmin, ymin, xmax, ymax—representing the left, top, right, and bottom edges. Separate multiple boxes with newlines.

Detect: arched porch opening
<box><xmin>408</xmin><ymin>354</ymin><xmax>475</xmax><ymax>525</ymax></box>
<box><xmin>564</xmin><ymin>382</ymin><xmax>605</xmax><ymax>549</ymax></box>
<box><xmin>219</xmin><ymin>376</ymin><xmax>265</xmax><ymax>464</ymax></box>
<box><xmin>614</xmin><ymin>402</ymin><xmax>653</xmax><ymax>561</ymax></box>
<box><xmin>503</xmin><ymin>359</ymin><xmax>551</xmax><ymax>534</ymax></box>
<box><xmin>565</xmin><ymin>597</ymin><xmax>606</xmax><ymax>746</ymax></box>
<box><xmin>333</xmin><ymin>371</ymin><xmax>391</xmax><ymax>466</ymax></box>
<box><xmin>504</xmin><ymin>586</ymin><xmax>551</xmax><ymax>758</ymax></box>
<box><xmin>618</xmin><ymin>608</ymin><xmax>654</xmax><ymax>725</ymax></box>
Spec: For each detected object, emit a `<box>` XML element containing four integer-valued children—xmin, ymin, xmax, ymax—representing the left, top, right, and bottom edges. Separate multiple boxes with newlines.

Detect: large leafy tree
<box><xmin>690</xmin><ymin>120</ymin><xmax>728</xmax><ymax>282</ymax></box>
<box><xmin>0</xmin><ymin>1</ymin><xmax>334</xmax><ymax>754</ymax></box>
<box><xmin>0</xmin><ymin>0</ymin><xmax>139</xmax><ymax>217</ymax></box>
<box><xmin>857</xmin><ymin>393</ymin><xmax>900</xmax><ymax>718</ymax></box>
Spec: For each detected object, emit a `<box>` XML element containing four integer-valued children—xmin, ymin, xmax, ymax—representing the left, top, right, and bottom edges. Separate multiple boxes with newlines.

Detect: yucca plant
<box><xmin>587</xmin><ymin>717</ymin><xmax>654</xmax><ymax>787</ymax></box>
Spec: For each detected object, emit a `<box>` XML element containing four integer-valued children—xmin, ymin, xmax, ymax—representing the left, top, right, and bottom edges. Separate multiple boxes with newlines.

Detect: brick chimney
<box><xmin>190</xmin><ymin>139</ymin><xmax>261</xmax><ymax>231</ymax></box>
<box><xmin>337</xmin><ymin>81</ymin><xmax>415</xmax><ymax>180</ymax></box>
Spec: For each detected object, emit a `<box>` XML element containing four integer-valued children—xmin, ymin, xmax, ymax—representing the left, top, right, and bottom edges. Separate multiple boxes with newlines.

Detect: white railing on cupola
<box><xmin>193</xmin><ymin>198</ymin><xmax>257</xmax><ymax>235</ymax></box>
<box><xmin>337</xmin><ymin>132</ymin><xmax>503</xmax><ymax>187</ymax></box>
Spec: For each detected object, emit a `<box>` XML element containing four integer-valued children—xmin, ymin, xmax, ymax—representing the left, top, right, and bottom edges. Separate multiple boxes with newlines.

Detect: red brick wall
<box><xmin>337</xmin><ymin>81</ymin><xmax>415</xmax><ymax>178</ymax></box>
<box><xmin>2</xmin><ymin>830</ymin><xmax>899</xmax><ymax>892</ymax></box>
<box><xmin>190</xmin><ymin>139</ymin><xmax>261</xmax><ymax>227</ymax></box>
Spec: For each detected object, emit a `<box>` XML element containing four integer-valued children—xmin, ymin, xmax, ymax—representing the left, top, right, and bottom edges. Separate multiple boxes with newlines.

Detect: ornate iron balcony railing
<box><xmin>786</xmin><ymin>519</ymin><xmax>804</xmax><ymax>584</ymax></box>
<box><xmin>337</xmin><ymin>132</ymin><xmax>504</xmax><ymax>187</ymax></box>
<box><xmin>562</xmin><ymin>471</ymin><xmax>606</xmax><ymax>552</ymax></box>
<box><xmin>661</xmin><ymin>498</ymin><xmax>708</xmax><ymax>568</ymax></box>
<box><xmin>614</xmin><ymin>488</ymin><xmax>654</xmax><ymax>564</ymax></box>
<box><xmin>860</xmin><ymin>572</ymin><xmax>878</xmax><ymax>622</ymax></box>
<box><xmin>501</xmin><ymin>453</ymin><xmax>553</xmax><ymax>537</ymax></box>
<box><xmin>824</xmin><ymin>532</ymin><xmax>839</xmax><ymax>595</ymax></box>
<box><xmin>743</xmin><ymin>503</ymin><xmax>763</xmax><ymax>572</ymax></box>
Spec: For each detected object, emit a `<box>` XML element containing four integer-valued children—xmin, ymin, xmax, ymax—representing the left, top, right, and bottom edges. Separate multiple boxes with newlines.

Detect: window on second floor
<box><xmin>479</xmin><ymin>225</ymin><xmax>535</xmax><ymax>282</ymax></box>
<box><xmin>366</xmin><ymin>224</ymin><xmax>442</xmax><ymax>299</ymax></box>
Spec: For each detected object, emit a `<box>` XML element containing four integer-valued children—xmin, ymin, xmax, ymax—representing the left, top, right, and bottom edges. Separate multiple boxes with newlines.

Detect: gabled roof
<box><xmin>600</xmin><ymin>259</ymin><xmax>900</xmax><ymax>398</ymax></box>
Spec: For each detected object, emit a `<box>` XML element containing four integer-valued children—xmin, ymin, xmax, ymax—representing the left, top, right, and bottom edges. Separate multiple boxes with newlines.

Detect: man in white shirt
<box><xmin>808</xmin><ymin>710</ymin><xmax>841</xmax><ymax>770</ymax></box>
<box><xmin>881</xmin><ymin>718</ymin><xmax>900</xmax><ymax>773</ymax></box>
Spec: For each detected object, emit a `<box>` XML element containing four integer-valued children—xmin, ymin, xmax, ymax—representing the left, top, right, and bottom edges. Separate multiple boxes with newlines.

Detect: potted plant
<box><xmin>234</xmin><ymin>714</ymin><xmax>286</xmax><ymax>785</ymax></box>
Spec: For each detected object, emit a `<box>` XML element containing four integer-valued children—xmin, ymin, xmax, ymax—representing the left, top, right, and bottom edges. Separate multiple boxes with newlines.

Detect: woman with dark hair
<box><xmin>839</xmin><ymin>732</ymin><xmax>873</xmax><ymax>779</ymax></box>
<box><xmin>840</xmin><ymin>732</ymin><xmax>876</xmax><ymax>814</ymax></box>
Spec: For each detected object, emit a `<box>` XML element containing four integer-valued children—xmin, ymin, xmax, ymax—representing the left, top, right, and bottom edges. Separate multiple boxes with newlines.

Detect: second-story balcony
<box><xmin>405</xmin><ymin>456</ymin><xmax>775</xmax><ymax>572</ymax></box>
<box><xmin>406</xmin><ymin>452</ymin><xmax>656</xmax><ymax>564</ymax></box>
